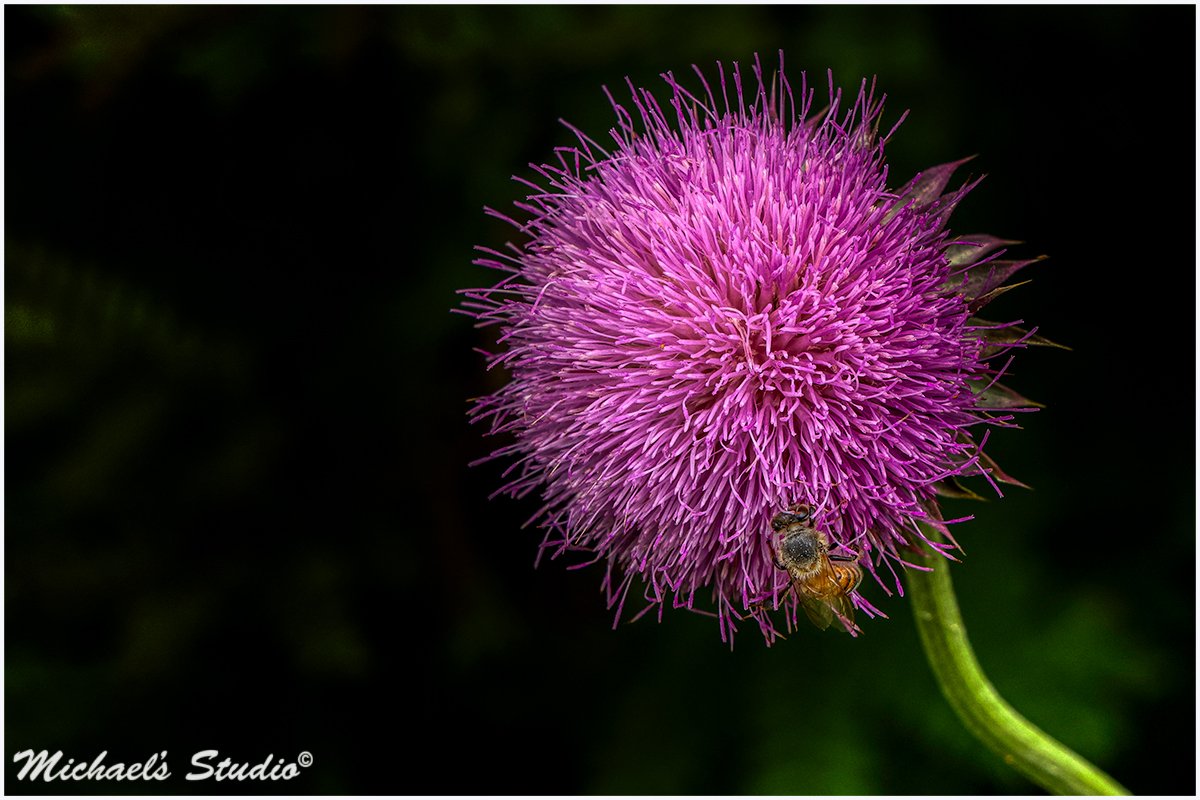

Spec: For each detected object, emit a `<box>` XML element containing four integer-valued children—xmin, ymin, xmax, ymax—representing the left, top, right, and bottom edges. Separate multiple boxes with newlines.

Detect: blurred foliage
<box><xmin>6</xmin><ymin>5</ymin><xmax>1194</xmax><ymax>795</ymax></box>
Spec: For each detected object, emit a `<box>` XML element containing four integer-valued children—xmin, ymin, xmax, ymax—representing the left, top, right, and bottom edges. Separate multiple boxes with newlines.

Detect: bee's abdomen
<box><xmin>834</xmin><ymin>563</ymin><xmax>863</xmax><ymax>594</ymax></box>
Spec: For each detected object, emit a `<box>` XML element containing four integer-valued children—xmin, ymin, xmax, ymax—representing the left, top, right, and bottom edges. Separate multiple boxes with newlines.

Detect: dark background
<box><xmin>6</xmin><ymin>5</ymin><xmax>1195</xmax><ymax>795</ymax></box>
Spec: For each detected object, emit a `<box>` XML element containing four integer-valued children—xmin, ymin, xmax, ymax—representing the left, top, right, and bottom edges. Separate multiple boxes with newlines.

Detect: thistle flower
<box><xmin>463</xmin><ymin>54</ymin><xmax>1046</xmax><ymax>643</ymax></box>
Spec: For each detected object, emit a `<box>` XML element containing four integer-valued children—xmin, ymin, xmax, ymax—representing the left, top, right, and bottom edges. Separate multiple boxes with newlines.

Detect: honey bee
<box><xmin>771</xmin><ymin>504</ymin><xmax>863</xmax><ymax>632</ymax></box>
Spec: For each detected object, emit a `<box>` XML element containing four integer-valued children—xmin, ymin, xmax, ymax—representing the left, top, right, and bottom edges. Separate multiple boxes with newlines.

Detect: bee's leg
<box><xmin>772</xmin><ymin>554</ymin><xmax>785</xmax><ymax>570</ymax></box>
<box><xmin>750</xmin><ymin>600</ymin><xmax>774</xmax><ymax>617</ymax></box>
<box><xmin>750</xmin><ymin>599</ymin><xmax>789</xmax><ymax>641</ymax></box>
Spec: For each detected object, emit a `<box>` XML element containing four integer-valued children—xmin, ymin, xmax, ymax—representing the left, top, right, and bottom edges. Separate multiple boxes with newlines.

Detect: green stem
<box><xmin>907</xmin><ymin>530</ymin><xmax>1129</xmax><ymax>795</ymax></box>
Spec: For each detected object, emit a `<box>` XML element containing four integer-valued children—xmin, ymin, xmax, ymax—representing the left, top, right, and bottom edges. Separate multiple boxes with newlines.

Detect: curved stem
<box><xmin>907</xmin><ymin>530</ymin><xmax>1129</xmax><ymax>795</ymax></box>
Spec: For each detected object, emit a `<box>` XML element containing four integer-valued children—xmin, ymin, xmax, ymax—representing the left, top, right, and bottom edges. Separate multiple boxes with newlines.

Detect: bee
<box><xmin>771</xmin><ymin>504</ymin><xmax>863</xmax><ymax>632</ymax></box>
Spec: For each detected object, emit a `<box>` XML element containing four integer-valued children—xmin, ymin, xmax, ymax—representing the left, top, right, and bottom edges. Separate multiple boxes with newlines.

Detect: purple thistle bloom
<box><xmin>463</xmin><ymin>54</ymin><xmax>1044</xmax><ymax>643</ymax></box>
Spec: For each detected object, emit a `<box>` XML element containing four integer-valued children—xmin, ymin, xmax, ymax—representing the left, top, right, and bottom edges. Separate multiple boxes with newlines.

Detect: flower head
<box><xmin>463</xmin><ymin>54</ymin><xmax>1043</xmax><ymax>643</ymax></box>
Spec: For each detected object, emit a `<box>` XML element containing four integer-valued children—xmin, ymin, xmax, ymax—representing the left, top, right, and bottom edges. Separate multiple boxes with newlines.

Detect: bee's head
<box><xmin>771</xmin><ymin>504</ymin><xmax>814</xmax><ymax>532</ymax></box>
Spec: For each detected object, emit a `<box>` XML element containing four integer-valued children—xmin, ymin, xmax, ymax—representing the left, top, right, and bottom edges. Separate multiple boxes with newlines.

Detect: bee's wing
<box><xmin>799</xmin><ymin>594</ymin><xmax>835</xmax><ymax>630</ymax></box>
<box><xmin>826</xmin><ymin>592</ymin><xmax>857</xmax><ymax>633</ymax></box>
<box><xmin>797</xmin><ymin>585</ymin><xmax>857</xmax><ymax>634</ymax></box>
